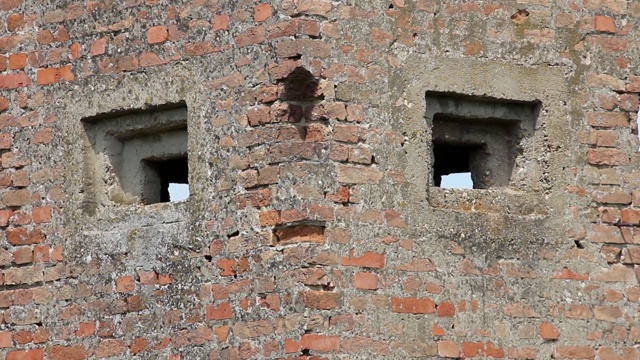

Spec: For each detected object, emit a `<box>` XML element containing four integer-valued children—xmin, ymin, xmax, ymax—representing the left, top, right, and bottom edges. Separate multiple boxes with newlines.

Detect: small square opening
<box><xmin>81</xmin><ymin>103</ymin><xmax>188</xmax><ymax>211</ymax></box>
<box><xmin>427</xmin><ymin>92</ymin><xmax>539</xmax><ymax>190</ymax></box>
<box><xmin>143</xmin><ymin>157</ymin><xmax>189</xmax><ymax>204</ymax></box>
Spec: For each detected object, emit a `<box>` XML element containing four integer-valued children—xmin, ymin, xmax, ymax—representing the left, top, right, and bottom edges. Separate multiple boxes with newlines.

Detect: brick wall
<box><xmin>0</xmin><ymin>0</ymin><xmax>639</xmax><ymax>359</ymax></box>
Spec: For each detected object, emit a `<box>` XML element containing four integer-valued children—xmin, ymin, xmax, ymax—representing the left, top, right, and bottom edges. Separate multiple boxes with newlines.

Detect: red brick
<box><xmin>0</xmin><ymin>72</ymin><xmax>32</xmax><ymax>90</ymax></box>
<box><xmin>0</xmin><ymin>331</ymin><xmax>12</xmax><ymax>347</ymax></box>
<box><xmin>259</xmin><ymin>210</ymin><xmax>281</xmax><ymax>226</ymax></box>
<box><xmin>138</xmin><ymin>270</ymin><xmax>159</xmax><ymax>285</ymax></box>
<box><xmin>37</xmin><ymin>65</ymin><xmax>75</xmax><ymax>85</ymax></box>
<box><xmin>438</xmin><ymin>340</ymin><xmax>459</xmax><ymax>358</ymax></box>
<box><xmin>254</xmin><ymin>4</ymin><xmax>273</xmax><ymax>22</ymax></box>
<box><xmin>32</xmin><ymin>127</ymin><xmax>53</xmax><ymax>144</ymax></box>
<box><xmin>234</xmin><ymin>26</ymin><xmax>266</xmax><ymax>47</ymax></box>
<box><xmin>437</xmin><ymin>302</ymin><xmax>456</xmax><ymax>317</ymax></box>
<box><xmin>586</xmin><ymin>148</ymin><xmax>628</xmax><ymax>165</ymax></box>
<box><xmin>91</xmin><ymin>37</ymin><xmax>107</xmax><ymax>56</ymax></box>
<box><xmin>302</xmin><ymin>290</ymin><xmax>341</xmax><ymax>309</ymax></box>
<box><xmin>76</xmin><ymin>321</ymin><xmax>96</xmax><ymax>337</ymax></box>
<box><xmin>130</xmin><ymin>337</ymin><xmax>148</xmax><ymax>354</ymax></box>
<box><xmin>301</xmin><ymin>334</ymin><xmax>339</xmax><ymax>352</ymax></box>
<box><xmin>37</xmin><ymin>30</ymin><xmax>54</xmax><ymax>44</ymax></box>
<box><xmin>341</xmin><ymin>251</ymin><xmax>385</xmax><ymax>268</ymax></box>
<box><xmin>116</xmin><ymin>275</ymin><xmax>135</xmax><ymax>293</ymax></box>
<box><xmin>594</xmin><ymin>15</ymin><xmax>616</xmax><ymax>33</ymax></box>
<box><xmin>337</xmin><ymin>165</ymin><xmax>383</xmax><ymax>184</ymax></box>
<box><xmin>551</xmin><ymin>267</ymin><xmax>589</xmax><ymax>280</ymax></box>
<box><xmin>540</xmin><ymin>322</ymin><xmax>560</xmax><ymax>339</ymax></box>
<box><xmin>462</xmin><ymin>342</ymin><xmax>484</xmax><ymax>357</ymax></box>
<box><xmin>147</xmin><ymin>25</ymin><xmax>168</xmax><ymax>44</ymax></box>
<box><xmin>32</xmin><ymin>206</ymin><xmax>52</xmax><ymax>224</ymax></box>
<box><xmin>8</xmin><ymin>53</ymin><xmax>27</xmax><ymax>70</ymax></box>
<box><xmin>281</xmin><ymin>0</ymin><xmax>332</xmax><ymax>16</ymax></box>
<box><xmin>275</xmin><ymin>224</ymin><xmax>325</xmax><ymax>244</ymax></box>
<box><xmin>391</xmin><ymin>297</ymin><xmax>435</xmax><ymax>314</ymax></box>
<box><xmin>7</xmin><ymin>13</ymin><xmax>25</xmax><ymax>31</ymax></box>
<box><xmin>7</xmin><ymin>227</ymin><xmax>45</xmax><ymax>245</ymax></box>
<box><xmin>621</xmin><ymin>208</ymin><xmax>640</xmax><ymax>225</ymax></box>
<box><xmin>206</xmin><ymin>302</ymin><xmax>233</xmax><ymax>320</ymax></box>
<box><xmin>49</xmin><ymin>345</ymin><xmax>87</xmax><ymax>360</ymax></box>
<box><xmin>354</xmin><ymin>272</ymin><xmax>377</xmax><ymax>289</ymax></box>
<box><xmin>587</xmin><ymin>112</ymin><xmax>628</xmax><ymax>127</ymax></box>
<box><xmin>586</xmin><ymin>35</ymin><xmax>627</xmax><ymax>53</ymax></box>
<box><xmin>7</xmin><ymin>348</ymin><xmax>44</xmax><ymax>360</ymax></box>
<box><xmin>0</xmin><ymin>96</ymin><xmax>9</xmax><ymax>112</ymax></box>
<box><xmin>553</xmin><ymin>346</ymin><xmax>596</xmax><ymax>359</ymax></box>
<box><xmin>502</xmin><ymin>302</ymin><xmax>537</xmax><ymax>318</ymax></box>
<box><xmin>594</xmin><ymin>305</ymin><xmax>622</xmax><ymax>321</ymax></box>
<box><xmin>95</xmin><ymin>339</ymin><xmax>126</xmax><ymax>358</ymax></box>
<box><xmin>217</xmin><ymin>258</ymin><xmax>236</xmax><ymax>276</ymax></box>
<box><xmin>12</xmin><ymin>246</ymin><xmax>32</xmax><ymax>264</ymax></box>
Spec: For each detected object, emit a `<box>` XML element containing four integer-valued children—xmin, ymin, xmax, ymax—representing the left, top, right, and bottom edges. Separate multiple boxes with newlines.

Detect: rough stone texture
<box><xmin>0</xmin><ymin>0</ymin><xmax>639</xmax><ymax>359</ymax></box>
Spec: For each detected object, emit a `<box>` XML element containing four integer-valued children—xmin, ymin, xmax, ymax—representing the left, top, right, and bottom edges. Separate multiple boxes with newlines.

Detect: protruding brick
<box><xmin>594</xmin><ymin>15</ymin><xmax>616</xmax><ymax>33</ymax></box>
<box><xmin>540</xmin><ymin>322</ymin><xmax>560</xmax><ymax>340</ymax></box>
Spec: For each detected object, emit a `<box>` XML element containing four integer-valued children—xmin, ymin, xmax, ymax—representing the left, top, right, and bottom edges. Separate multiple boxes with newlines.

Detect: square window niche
<box><xmin>427</xmin><ymin>92</ymin><xmax>540</xmax><ymax>190</ymax></box>
<box><xmin>82</xmin><ymin>103</ymin><xmax>189</xmax><ymax>209</ymax></box>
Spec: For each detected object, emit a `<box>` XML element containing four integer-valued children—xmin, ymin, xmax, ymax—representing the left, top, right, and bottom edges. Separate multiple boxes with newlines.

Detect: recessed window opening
<box><xmin>81</xmin><ymin>103</ymin><xmax>188</xmax><ymax>212</ymax></box>
<box><xmin>144</xmin><ymin>157</ymin><xmax>188</xmax><ymax>204</ymax></box>
<box><xmin>427</xmin><ymin>92</ymin><xmax>539</xmax><ymax>190</ymax></box>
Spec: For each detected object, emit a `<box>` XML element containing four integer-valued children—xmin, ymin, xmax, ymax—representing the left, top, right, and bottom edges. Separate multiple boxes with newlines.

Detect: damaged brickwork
<box><xmin>0</xmin><ymin>0</ymin><xmax>639</xmax><ymax>359</ymax></box>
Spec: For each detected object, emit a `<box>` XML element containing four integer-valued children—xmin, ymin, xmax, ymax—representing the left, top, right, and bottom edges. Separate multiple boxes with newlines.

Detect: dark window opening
<box><xmin>144</xmin><ymin>157</ymin><xmax>188</xmax><ymax>204</ymax></box>
<box><xmin>427</xmin><ymin>92</ymin><xmax>539</xmax><ymax>190</ymax></box>
<box><xmin>81</xmin><ymin>104</ymin><xmax>189</xmax><ymax>211</ymax></box>
<box><xmin>433</xmin><ymin>143</ymin><xmax>481</xmax><ymax>188</ymax></box>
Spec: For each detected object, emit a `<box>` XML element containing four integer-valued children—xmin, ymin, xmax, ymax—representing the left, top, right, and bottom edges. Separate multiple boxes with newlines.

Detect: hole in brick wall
<box><xmin>427</xmin><ymin>92</ymin><xmax>539</xmax><ymax>189</ymax></box>
<box><xmin>278</xmin><ymin>67</ymin><xmax>320</xmax><ymax>101</ymax></box>
<box><xmin>82</xmin><ymin>103</ymin><xmax>189</xmax><ymax>209</ymax></box>
<box><xmin>272</xmin><ymin>224</ymin><xmax>326</xmax><ymax>245</ymax></box>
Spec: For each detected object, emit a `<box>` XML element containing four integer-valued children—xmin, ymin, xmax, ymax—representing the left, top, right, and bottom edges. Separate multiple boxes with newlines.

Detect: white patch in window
<box><xmin>440</xmin><ymin>172</ymin><xmax>473</xmax><ymax>189</ymax></box>
<box><xmin>168</xmin><ymin>183</ymin><xmax>189</xmax><ymax>202</ymax></box>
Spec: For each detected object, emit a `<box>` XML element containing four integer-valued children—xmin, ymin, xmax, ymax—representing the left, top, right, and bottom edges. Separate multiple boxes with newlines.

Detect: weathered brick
<box><xmin>391</xmin><ymin>297</ymin><xmax>435</xmax><ymax>314</ymax></box>
<box><xmin>354</xmin><ymin>272</ymin><xmax>377</xmax><ymax>289</ymax></box>
<box><xmin>95</xmin><ymin>339</ymin><xmax>127</xmax><ymax>358</ymax></box>
<box><xmin>147</xmin><ymin>25</ymin><xmax>168</xmax><ymax>44</ymax></box>
<box><xmin>274</xmin><ymin>224</ymin><xmax>325</xmax><ymax>244</ymax></box>
<box><xmin>586</xmin><ymin>149</ymin><xmax>628</xmax><ymax>165</ymax></box>
<box><xmin>553</xmin><ymin>346</ymin><xmax>596</xmax><ymax>359</ymax></box>
<box><xmin>235</xmin><ymin>26</ymin><xmax>266</xmax><ymax>47</ymax></box>
<box><xmin>7</xmin><ymin>348</ymin><xmax>44</xmax><ymax>360</ymax></box>
<box><xmin>0</xmin><ymin>72</ymin><xmax>32</xmax><ymax>89</ymax></box>
<box><xmin>37</xmin><ymin>65</ymin><xmax>75</xmax><ymax>85</ymax></box>
<box><xmin>302</xmin><ymin>290</ymin><xmax>341</xmax><ymax>309</ymax></box>
<box><xmin>48</xmin><ymin>345</ymin><xmax>87</xmax><ymax>360</ymax></box>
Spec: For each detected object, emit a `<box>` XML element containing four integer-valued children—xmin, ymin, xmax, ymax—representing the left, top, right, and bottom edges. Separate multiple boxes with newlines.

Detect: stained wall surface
<box><xmin>0</xmin><ymin>0</ymin><xmax>639</xmax><ymax>359</ymax></box>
